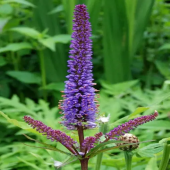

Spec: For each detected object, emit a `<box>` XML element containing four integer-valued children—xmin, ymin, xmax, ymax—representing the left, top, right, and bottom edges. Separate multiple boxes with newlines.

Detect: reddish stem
<box><xmin>80</xmin><ymin>158</ymin><xmax>89</xmax><ymax>170</ymax></box>
<box><xmin>78</xmin><ymin>126</ymin><xmax>89</xmax><ymax>170</ymax></box>
<box><xmin>78</xmin><ymin>126</ymin><xmax>84</xmax><ymax>152</ymax></box>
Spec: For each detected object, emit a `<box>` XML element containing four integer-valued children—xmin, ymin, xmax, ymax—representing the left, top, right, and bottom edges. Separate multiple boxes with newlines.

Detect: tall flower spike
<box><xmin>59</xmin><ymin>4</ymin><xmax>98</xmax><ymax>130</ymax></box>
<box><xmin>106</xmin><ymin>111</ymin><xmax>158</xmax><ymax>139</ymax></box>
<box><xmin>24</xmin><ymin>116</ymin><xmax>77</xmax><ymax>154</ymax></box>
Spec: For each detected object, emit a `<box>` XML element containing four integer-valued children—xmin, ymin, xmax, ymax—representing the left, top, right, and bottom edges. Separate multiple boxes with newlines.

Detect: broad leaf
<box><xmin>0</xmin><ymin>42</ymin><xmax>32</xmax><ymax>53</ymax></box>
<box><xmin>159</xmin><ymin>43</ymin><xmax>170</xmax><ymax>50</ymax></box>
<box><xmin>10</xmin><ymin>27</ymin><xmax>41</xmax><ymax>39</ymax></box>
<box><xmin>3</xmin><ymin>0</ymin><xmax>35</xmax><ymax>7</ymax></box>
<box><xmin>38</xmin><ymin>38</ymin><xmax>55</xmax><ymax>51</ymax></box>
<box><xmin>0</xmin><ymin>111</ymin><xmax>39</xmax><ymax>134</ymax></box>
<box><xmin>138</xmin><ymin>120</ymin><xmax>170</xmax><ymax>130</ymax></box>
<box><xmin>6</xmin><ymin>71</ymin><xmax>41</xmax><ymax>84</ymax></box>
<box><xmin>39</xmin><ymin>82</ymin><xmax>64</xmax><ymax>91</ymax></box>
<box><xmin>53</xmin><ymin>34</ymin><xmax>71</xmax><ymax>43</ymax></box>
<box><xmin>145</xmin><ymin>157</ymin><xmax>159</xmax><ymax>170</ymax></box>
<box><xmin>48</xmin><ymin>5</ymin><xmax>63</xmax><ymax>14</ymax></box>
<box><xmin>137</xmin><ymin>143</ymin><xmax>163</xmax><ymax>157</ymax></box>
<box><xmin>0</xmin><ymin>57</ymin><xmax>7</xmax><ymax>66</ymax></box>
<box><xmin>0</xmin><ymin>17</ymin><xmax>11</xmax><ymax>32</ymax></box>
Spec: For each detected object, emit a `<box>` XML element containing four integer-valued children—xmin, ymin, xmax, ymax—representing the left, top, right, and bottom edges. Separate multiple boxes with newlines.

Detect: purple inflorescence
<box><xmin>59</xmin><ymin>4</ymin><xmax>98</xmax><ymax>130</ymax></box>
<box><xmin>106</xmin><ymin>111</ymin><xmax>158</xmax><ymax>139</ymax></box>
<box><xmin>24</xmin><ymin>116</ymin><xmax>77</xmax><ymax>154</ymax></box>
<box><xmin>82</xmin><ymin>132</ymin><xmax>103</xmax><ymax>152</ymax></box>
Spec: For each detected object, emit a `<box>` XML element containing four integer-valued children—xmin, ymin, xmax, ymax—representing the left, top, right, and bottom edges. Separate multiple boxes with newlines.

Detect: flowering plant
<box><xmin>22</xmin><ymin>5</ymin><xmax>160</xmax><ymax>170</ymax></box>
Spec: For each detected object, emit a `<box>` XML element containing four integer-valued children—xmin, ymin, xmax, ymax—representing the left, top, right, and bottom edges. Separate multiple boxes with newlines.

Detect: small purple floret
<box><xmin>82</xmin><ymin>132</ymin><xmax>103</xmax><ymax>152</ymax></box>
<box><xmin>59</xmin><ymin>4</ymin><xmax>98</xmax><ymax>130</ymax></box>
<box><xmin>24</xmin><ymin>116</ymin><xmax>77</xmax><ymax>154</ymax></box>
<box><xmin>106</xmin><ymin>111</ymin><xmax>158</xmax><ymax>139</ymax></box>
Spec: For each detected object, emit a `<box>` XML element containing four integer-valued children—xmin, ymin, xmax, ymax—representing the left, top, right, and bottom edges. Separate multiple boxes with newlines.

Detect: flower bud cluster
<box><xmin>24</xmin><ymin>116</ymin><xmax>77</xmax><ymax>154</ymax></box>
<box><xmin>106</xmin><ymin>111</ymin><xmax>158</xmax><ymax>139</ymax></box>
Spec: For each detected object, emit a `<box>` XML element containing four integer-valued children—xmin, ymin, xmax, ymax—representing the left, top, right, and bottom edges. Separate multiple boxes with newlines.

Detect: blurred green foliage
<box><xmin>0</xmin><ymin>0</ymin><xmax>170</xmax><ymax>170</ymax></box>
<box><xmin>1</xmin><ymin>0</ymin><xmax>170</xmax><ymax>101</ymax></box>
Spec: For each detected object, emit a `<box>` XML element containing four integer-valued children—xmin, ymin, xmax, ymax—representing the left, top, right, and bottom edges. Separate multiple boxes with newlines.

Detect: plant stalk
<box><xmin>95</xmin><ymin>122</ymin><xmax>108</xmax><ymax>170</ymax></box>
<box><xmin>80</xmin><ymin>158</ymin><xmax>89</xmax><ymax>170</ymax></box>
<box><xmin>39</xmin><ymin>50</ymin><xmax>47</xmax><ymax>100</ymax></box>
<box><xmin>124</xmin><ymin>151</ymin><xmax>133</xmax><ymax>170</ymax></box>
<box><xmin>78</xmin><ymin>126</ymin><xmax>84</xmax><ymax>152</ymax></box>
<box><xmin>78</xmin><ymin>126</ymin><xmax>89</xmax><ymax>170</ymax></box>
<box><xmin>159</xmin><ymin>142</ymin><xmax>170</xmax><ymax>170</ymax></box>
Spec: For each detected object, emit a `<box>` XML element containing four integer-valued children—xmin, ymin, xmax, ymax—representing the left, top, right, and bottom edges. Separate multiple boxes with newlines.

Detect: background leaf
<box><xmin>6</xmin><ymin>71</ymin><xmax>41</xmax><ymax>84</ymax></box>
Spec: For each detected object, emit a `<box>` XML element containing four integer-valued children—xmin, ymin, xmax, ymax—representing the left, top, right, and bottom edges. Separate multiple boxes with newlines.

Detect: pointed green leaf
<box><xmin>128</xmin><ymin>107</ymin><xmax>149</xmax><ymax>119</ymax></box>
<box><xmin>38</xmin><ymin>38</ymin><xmax>55</xmax><ymax>51</ymax></box>
<box><xmin>53</xmin><ymin>34</ymin><xmax>71</xmax><ymax>44</ymax></box>
<box><xmin>145</xmin><ymin>157</ymin><xmax>159</xmax><ymax>170</ymax></box>
<box><xmin>0</xmin><ymin>42</ymin><xmax>32</xmax><ymax>53</ymax></box>
<box><xmin>0</xmin><ymin>111</ymin><xmax>39</xmax><ymax>134</ymax></box>
<box><xmin>23</xmin><ymin>134</ymin><xmax>71</xmax><ymax>155</ymax></box>
<box><xmin>159</xmin><ymin>43</ymin><xmax>170</xmax><ymax>50</ymax></box>
<box><xmin>3</xmin><ymin>0</ymin><xmax>35</xmax><ymax>7</ymax></box>
<box><xmin>6</xmin><ymin>71</ymin><xmax>41</xmax><ymax>84</ymax></box>
<box><xmin>48</xmin><ymin>5</ymin><xmax>63</xmax><ymax>14</ymax></box>
<box><xmin>10</xmin><ymin>27</ymin><xmax>41</xmax><ymax>39</ymax></box>
<box><xmin>137</xmin><ymin>143</ymin><xmax>163</xmax><ymax>157</ymax></box>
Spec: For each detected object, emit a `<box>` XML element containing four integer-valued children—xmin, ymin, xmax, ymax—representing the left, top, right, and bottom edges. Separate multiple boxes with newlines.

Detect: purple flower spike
<box><xmin>59</xmin><ymin>4</ymin><xmax>99</xmax><ymax>130</ymax></box>
<box><xmin>24</xmin><ymin>116</ymin><xmax>77</xmax><ymax>154</ymax></box>
<box><xmin>82</xmin><ymin>132</ymin><xmax>103</xmax><ymax>152</ymax></box>
<box><xmin>106</xmin><ymin>111</ymin><xmax>158</xmax><ymax>139</ymax></box>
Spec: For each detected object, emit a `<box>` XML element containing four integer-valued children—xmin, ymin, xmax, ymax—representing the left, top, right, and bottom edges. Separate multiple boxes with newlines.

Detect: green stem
<box><xmin>159</xmin><ymin>142</ymin><xmax>170</xmax><ymax>170</ymax></box>
<box><xmin>95</xmin><ymin>123</ymin><xmax>108</xmax><ymax>170</ymax></box>
<box><xmin>124</xmin><ymin>151</ymin><xmax>133</xmax><ymax>170</ymax></box>
<box><xmin>39</xmin><ymin>50</ymin><xmax>47</xmax><ymax>100</ymax></box>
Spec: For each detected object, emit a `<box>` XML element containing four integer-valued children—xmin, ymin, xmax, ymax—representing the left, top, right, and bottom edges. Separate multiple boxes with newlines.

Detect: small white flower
<box><xmin>54</xmin><ymin>160</ymin><xmax>62</xmax><ymax>167</ymax></box>
<box><xmin>98</xmin><ymin>114</ymin><xmax>110</xmax><ymax>123</ymax></box>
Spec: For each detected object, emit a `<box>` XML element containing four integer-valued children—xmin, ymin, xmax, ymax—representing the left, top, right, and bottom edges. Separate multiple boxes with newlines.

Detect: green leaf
<box><xmin>53</xmin><ymin>34</ymin><xmax>71</xmax><ymax>44</ymax></box>
<box><xmin>39</xmin><ymin>82</ymin><xmax>64</xmax><ymax>91</ymax></box>
<box><xmin>128</xmin><ymin>107</ymin><xmax>149</xmax><ymax>119</ymax></box>
<box><xmin>0</xmin><ymin>95</ymin><xmax>36</xmax><ymax>115</ymax></box>
<box><xmin>6</xmin><ymin>71</ymin><xmax>41</xmax><ymax>84</ymax></box>
<box><xmin>159</xmin><ymin>43</ymin><xmax>170</xmax><ymax>50</ymax></box>
<box><xmin>145</xmin><ymin>157</ymin><xmax>159</xmax><ymax>170</ymax></box>
<box><xmin>0</xmin><ymin>42</ymin><xmax>32</xmax><ymax>53</ymax></box>
<box><xmin>109</xmin><ymin>116</ymin><xmax>129</xmax><ymax>129</ymax></box>
<box><xmin>38</xmin><ymin>38</ymin><xmax>55</xmax><ymax>51</ymax></box>
<box><xmin>0</xmin><ymin>56</ymin><xmax>7</xmax><ymax>66</ymax></box>
<box><xmin>137</xmin><ymin>143</ymin><xmax>163</xmax><ymax>157</ymax></box>
<box><xmin>17</xmin><ymin>157</ymin><xmax>42</xmax><ymax>170</ymax></box>
<box><xmin>101</xmin><ymin>80</ymin><xmax>139</xmax><ymax>95</ymax></box>
<box><xmin>55</xmin><ymin>156</ymin><xmax>78</xmax><ymax>168</ymax></box>
<box><xmin>23</xmin><ymin>134</ymin><xmax>71</xmax><ymax>155</ymax></box>
<box><xmin>0</xmin><ymin>4</ymin><xmax>13</xmax><ymax>15</ymax></box>
<box><xmin>155</xmin><ymin>60</ymin><xmax>170</xmax><ymax>79</ymax></box>
<box><xmin>0</xmin><ymin>111</ymin><xmax>39</xmax><ymax>134</ymax></box>
<box><xmin>86</xmin><ymin>140</ymin><xmax>126</xmax><ymax>157</ymax></box>
<box><xmin>10</xmin><ymin>27</ymin><xmax>41</xmax><ymax>39</ymax></box>
<box><xmin>0</xmin><ymin>17</ymin><xmax>11</xmax><ymax>32</ymax></box>
<box><xmin>159</xmin><ymin>137</ymin><xmax>170</xmax><ymax>144</ymax></box>
<box><xmin>138</xmin><ymin>120</ymin><xmax>170</xmax><ymax>130</ymax></box>
<box><xmin>3</xmin><ymin>0</ymin><xmax>35</xmax><ymax>7</ymax></box>
<box><xmin>48</xmin><ymin>5</ymin><xmax>63</xmax><ymax>14</ymax></box>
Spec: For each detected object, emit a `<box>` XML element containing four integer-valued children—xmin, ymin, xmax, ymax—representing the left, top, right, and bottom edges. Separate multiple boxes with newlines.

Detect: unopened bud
<box><xmin>116</xmin><ymin>133</ymin><xmax>139</xmax><ymax>151</ymax></box>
